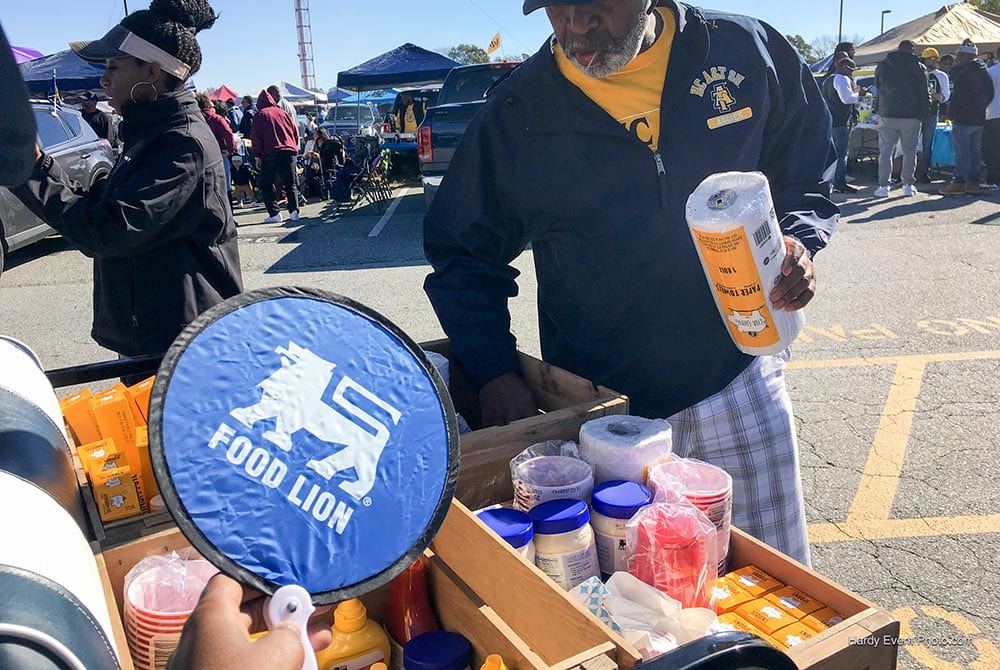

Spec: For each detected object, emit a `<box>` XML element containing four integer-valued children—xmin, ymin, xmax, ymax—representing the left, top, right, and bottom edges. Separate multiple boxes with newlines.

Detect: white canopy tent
<box><xmin>854</xmin><ymin>3</ymin><xmax>1000</xmax><ymax>66</ymax></box>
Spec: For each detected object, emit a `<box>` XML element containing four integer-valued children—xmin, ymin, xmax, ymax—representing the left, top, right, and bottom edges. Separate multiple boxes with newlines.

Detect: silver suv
<box><xmin>0</xmin><ymin>101</ymin><xmax>116</xmax><ymax>277</ymax></box>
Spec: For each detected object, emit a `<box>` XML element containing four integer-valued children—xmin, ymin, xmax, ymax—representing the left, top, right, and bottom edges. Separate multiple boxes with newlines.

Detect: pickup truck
<box><xmin>417</xmin><ymin>62</ymin><xmax>519</xmax><ymax>208</ymax></box>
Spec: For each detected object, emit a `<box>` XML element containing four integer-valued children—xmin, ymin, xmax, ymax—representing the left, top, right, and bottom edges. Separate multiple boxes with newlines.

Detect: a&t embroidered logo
<box><xmin>711</xmin><ymin>83</ymin><xmax>736</xmax><ymax>113</ymax></box>
<box><xmin>229</xmin><ymin>341</ymin><xmax>402</xmax><ymax>501</ymax></box>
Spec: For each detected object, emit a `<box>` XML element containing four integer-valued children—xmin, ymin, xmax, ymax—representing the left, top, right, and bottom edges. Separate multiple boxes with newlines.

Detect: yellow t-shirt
<box><xmin>402</xmin><ymin>104</ymin><xmax>419</xmax><ymax>133</ymax></box>
<box><xmin>554</xmin><ymin>8</ymin><xmax>675</xmax><ymax>151</ymax></box>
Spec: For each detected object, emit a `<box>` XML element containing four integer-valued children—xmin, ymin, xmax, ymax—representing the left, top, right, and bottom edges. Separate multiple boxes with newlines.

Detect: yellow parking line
<box><xmin>846</xmin><ymin>359</ymin><xmax>925</xmax><ymax>525</ymax></box>
<box><xmin>788</xmin><ymin>349</ymin><xmax>1000</xmax><ymax>369</ymax></box>
<box><xmin>809</xmin><ymin>514</ymin><xmax>1000</xmax><ymax>543</ymax></box>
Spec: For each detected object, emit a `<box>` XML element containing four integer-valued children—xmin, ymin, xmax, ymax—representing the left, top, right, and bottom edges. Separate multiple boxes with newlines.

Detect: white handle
<box><xmin>266</xmin><ymin>584</ymin><xmax>318</xmax><ymax>670</ymax></box>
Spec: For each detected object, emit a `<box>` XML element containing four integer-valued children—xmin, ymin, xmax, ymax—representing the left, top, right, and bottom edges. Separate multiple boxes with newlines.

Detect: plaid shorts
<box><xmin>667</xmin><ymin>351</ymin><xmax>811</xmax><ymax>566</ymax></box>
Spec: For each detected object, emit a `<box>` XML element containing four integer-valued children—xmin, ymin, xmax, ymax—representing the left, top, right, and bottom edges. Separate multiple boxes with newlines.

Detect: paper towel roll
<box><xmin>579</xmin><ymin>415</ymin><xmax>672</xmax><ymax>484</ymax></box>
<box><xmin>685</xmin><ymin>171</ymin><xmax>805</xmax><ymax>356</ymax></box>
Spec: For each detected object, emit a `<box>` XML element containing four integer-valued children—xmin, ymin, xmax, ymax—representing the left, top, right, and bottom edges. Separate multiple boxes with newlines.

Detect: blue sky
<box><xmin>3</xmin><ymin>1</ymin><xmax>950</xmax><ymax>94</ymax></box>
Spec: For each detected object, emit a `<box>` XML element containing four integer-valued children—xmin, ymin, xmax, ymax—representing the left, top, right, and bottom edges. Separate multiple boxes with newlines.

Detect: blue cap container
<box><xmin>591</xmin><ymin>480</ymin><xmax>653</xmax><ymax>519</ymax></box>
<box><xmin>476</xmin><ymin>507</ymin><xmax>533</xmax><ymax>549</ymax></box>
<box><xmin>528</xmin><ymin>499</ymin><xmax>591</xmax><ymax>534</ymax></box>
<box><xmin>403</xmin><ymin>631</ymin><xmax>473</xmax><ymax>670</ymax></box>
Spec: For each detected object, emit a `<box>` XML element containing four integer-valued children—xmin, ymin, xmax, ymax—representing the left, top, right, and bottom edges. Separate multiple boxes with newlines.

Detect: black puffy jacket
<box><xmin>11</xmin><ymin>90</ymin><xmax>243</xmax><ymax>356</ymax></box>
<box><xmin>948</xmin><ymin>59</ymin><xmax>995</xmax><ymax>126</ymax></box>
<box><xmin>874</xmin><ymin>51</ymin><xmax>929</xmax><ymax>119</ymax></box>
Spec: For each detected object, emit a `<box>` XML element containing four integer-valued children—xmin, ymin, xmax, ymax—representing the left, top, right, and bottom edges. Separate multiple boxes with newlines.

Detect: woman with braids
<box><xmin>10</xmin><ymin>0</ymin><xmax>243</xmax><ymax>367</ymax></box>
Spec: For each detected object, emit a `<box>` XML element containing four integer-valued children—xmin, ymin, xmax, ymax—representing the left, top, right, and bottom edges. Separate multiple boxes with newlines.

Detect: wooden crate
<box><xmin>80</xmin><ymin>340</ymin><xmax>629</xmax><ymax>549</ymax></box>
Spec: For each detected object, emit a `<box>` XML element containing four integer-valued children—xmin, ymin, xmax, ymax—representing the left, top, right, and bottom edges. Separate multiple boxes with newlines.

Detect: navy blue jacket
<box><xmin>948</xmin><ymin>59</ymin><xmax>995</xmax><ymax>127</ymax></box>
<box><xmin>423</xmin><ymin>1</ymin><xmax>838</xmax><ymax>419</ymax></box>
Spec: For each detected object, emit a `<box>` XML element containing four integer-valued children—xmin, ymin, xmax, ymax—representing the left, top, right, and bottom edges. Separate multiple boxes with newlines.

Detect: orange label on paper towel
<box><xmin>691</xmin><ymin>228</ymin><xmax>780</xmax><ymax>348</ymax></box>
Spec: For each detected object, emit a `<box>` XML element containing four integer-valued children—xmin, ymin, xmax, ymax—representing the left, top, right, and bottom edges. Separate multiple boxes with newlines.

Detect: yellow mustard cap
<box><xmin>333</xmin><ymin>598</ymin><xmax>369</xmax><ymax>633</ymax></box>
<box><xmin>481</xmin><ymin>654</ymin><xmax>508</xmax><ymax>670</ymax></box>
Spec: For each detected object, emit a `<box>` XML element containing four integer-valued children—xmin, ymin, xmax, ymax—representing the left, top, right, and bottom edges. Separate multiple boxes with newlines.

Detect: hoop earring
<box><xmin>129</xmin><ymin>81</ymin><xmax>158</xmax><ymax>103</ymax></box>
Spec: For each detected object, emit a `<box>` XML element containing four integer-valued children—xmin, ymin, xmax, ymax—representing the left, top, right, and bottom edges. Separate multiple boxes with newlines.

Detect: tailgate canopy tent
<box><xmin>11</xmin><ymin>45</ymin><xmax>43</xmax><ymax>64</ymax></box>
<box><xmin>19</xmin><ymin>49</ymin><xmax>105</xmax><ymax>95</ymax></box>
<box><xmin>337</xmin><ymin>43</ymin><xmax>460</xmax><ymax>90</ymax></box>
<box><xmin>277</xmin><ymin>80</ymin><xmax>325</xmax><ymax>103</ymax></box>
<box><xmin>208</xmin><ymin>84</ymin><xmax>239</xmax><ymax>101</ymax></box>
<box><xmin>854</xmin><ymin>3</ymin><xmax>1000</xmax><ymax>66</ymax></box>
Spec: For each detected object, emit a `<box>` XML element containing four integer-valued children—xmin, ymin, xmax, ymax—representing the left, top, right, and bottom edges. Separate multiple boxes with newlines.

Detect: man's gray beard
<box><xmin>567</xmin><ymin>9</ymin><xmax>651</xmax><ymax>79</ymax></box>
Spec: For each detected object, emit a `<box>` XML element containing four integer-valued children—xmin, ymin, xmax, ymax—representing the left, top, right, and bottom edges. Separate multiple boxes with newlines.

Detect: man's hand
<box><xmin>770</xmin><ymin>236</ymin><xmax>816</xmax><ymax>311</ymax></box>
<box><xmin>167</xmin><ymin>574</ymin><xmax>332</xmax><ymax>670</ymax></box>
<box><xmin>479</xmin><ymin>372</ymin><xmax>538</xmax><ymax>427</ymax></box>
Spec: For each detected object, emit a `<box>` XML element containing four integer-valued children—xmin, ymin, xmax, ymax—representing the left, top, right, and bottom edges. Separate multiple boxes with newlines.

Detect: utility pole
<box><xmin>123</xmin><ymin>0</ymin><xmax>128</xmax><ymax>14</ymax></box>
<box><xmin>294</xmin><ymin>0</ymin><xmax>316</xmax><ymax>90</ymax></box>
<box><xmin>838</xmin><ymin>0</ymin><xmax>844</xmax><ymax>45</ymax></box>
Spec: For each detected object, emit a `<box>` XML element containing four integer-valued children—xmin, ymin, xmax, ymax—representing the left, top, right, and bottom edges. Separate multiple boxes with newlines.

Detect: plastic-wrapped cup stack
<box><xmin>647</xmin><ymin>459</ymin><xmax>733</xmax><ymax>574</ymax></box>
<box><xmin>123</xmin><ymin>554</ymin><xmax>218</xmax><ymax>670</ymax></box>
<box><xmin>511</xmin><ymin>455</ymin><xmax>594</xmax><ymax>511</ymax></box>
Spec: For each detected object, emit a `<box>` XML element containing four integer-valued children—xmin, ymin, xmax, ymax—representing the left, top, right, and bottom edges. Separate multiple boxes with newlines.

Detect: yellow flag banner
<box><xmin>487</xmin><ymin>32</ymin><xmax>502</xmax><ymax>56</ymax></box>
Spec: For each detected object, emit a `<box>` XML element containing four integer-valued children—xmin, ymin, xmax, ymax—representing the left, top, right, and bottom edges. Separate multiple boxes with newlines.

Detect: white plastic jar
<box><xmin>590</xmin><ymin>480</ymin><xmax>653</xmax><ymax>578</ymax></box>
<box><xmin>528</xmin><ymin>499</ymin><xmax>600</xmax><ymax>590</ymax></box>
<box><xmin>476</xmin><ymin>507</ymin><xmax>535</xmax><ymax>562</ymax></box>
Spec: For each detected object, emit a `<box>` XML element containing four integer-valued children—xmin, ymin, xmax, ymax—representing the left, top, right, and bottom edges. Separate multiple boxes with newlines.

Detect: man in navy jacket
<box><xmin>423</xmin><ymin>0</ymin><xmax>837</xmax><ymax>565</ymax></box>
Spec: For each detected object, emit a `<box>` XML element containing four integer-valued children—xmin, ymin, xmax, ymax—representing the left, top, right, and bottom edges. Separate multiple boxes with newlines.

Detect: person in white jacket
<box><xmin>917</xmin><ymin>47</ymin><xmax>951</xmax><ymax>184</ymax></box>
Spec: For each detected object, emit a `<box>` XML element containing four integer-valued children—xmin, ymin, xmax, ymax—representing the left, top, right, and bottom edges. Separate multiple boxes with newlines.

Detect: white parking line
<box><xmin>367</xmin><ymin>190</ymin><xmax>408</xmax><ymax>237</ymax></box>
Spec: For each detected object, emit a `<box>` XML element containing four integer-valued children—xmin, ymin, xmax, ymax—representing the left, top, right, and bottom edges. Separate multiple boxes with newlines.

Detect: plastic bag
<box><xmin>124</xmin><ymin>549</ymin><xmax>218</xmax><ymax>615</ymax></box>
<box><xmin>626</xmin><ymin>502</ymin><xmax>718</xmax><ymax>609</ymax></box>
<box><xmin>509</xmin><ymin>440</ymin><xmax>594</xmax><ymax>511</ymax></box>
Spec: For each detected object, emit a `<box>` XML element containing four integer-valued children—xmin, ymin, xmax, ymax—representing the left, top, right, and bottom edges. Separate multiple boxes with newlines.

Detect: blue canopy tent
<box><xmin>327</xmin><ymin>87</ymin><xmax>354</xmax><ymax>102</ymax></box>
<box><xmin>337</xmin><ymin>43</ymin><xmax>459</xmax><ymax>90</ymax></box>
<box><xmin>19</xmin><ymin>49</ymin><xmax>105</xmax><ymax>95</ymax></box>
<box><xmin>810</xmin><ymin>53</ymin><xmax>835</xmax><ymax>74</ymax></box>
<box><xmin>278</xmin><ymin>80</ymin><xmax>324</xmax><ymax>102</ymax></box>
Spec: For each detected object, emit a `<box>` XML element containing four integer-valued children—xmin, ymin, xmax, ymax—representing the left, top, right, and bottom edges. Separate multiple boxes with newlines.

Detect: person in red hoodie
<box><xmin>197</xmin><ymin>93</ymin><xmax>237</xmax><ymax>206</ymax></box>
<box><xmin>251</xmin><ymin>88</ymin><xmax>300</xmax><ymax>222</ymax></box>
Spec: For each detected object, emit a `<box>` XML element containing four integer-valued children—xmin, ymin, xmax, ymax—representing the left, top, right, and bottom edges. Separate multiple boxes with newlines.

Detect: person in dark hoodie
<box><xmin>873</xmin><ymin>40</ymin><xmax>929</xmax><ymax>197</ymax></box>
<box><xmin>940</xmin><ymin>41</ymin><xmax>995</xmax><ymax>196</ymax></box>
<box><xmin>251</xmin><ymin>88</ymin><xmax>300</xmax><ymax>223</ymax></box>
<box><xmin>9</xmin><ymin>0</ymin><xmax>243</xmax><ymax>369</ymax></box>
<box><xmin>80</xmin><ymin>90</ymin><xmax>119</xmax><ymax>148</ymax></box>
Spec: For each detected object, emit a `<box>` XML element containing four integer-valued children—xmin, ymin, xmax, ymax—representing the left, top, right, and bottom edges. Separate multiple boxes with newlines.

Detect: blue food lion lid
<box><xmin>591</xmin><ymin>480</ymin><xmax>653</xmax><ymax>520</ymax></box>
<box><xmin>529</xmin><ymin>499</ymin><xmax>590</xmax><ymax>535</ymax></box>
<box><xmin>149</xmin><ymin>287</ymin><xmax>459</xmax><ymax>604</ymax></box>
<box><xmin>476</xmin><ymin>507</ymin><xmax>533</xmax><ymax>549</ymax></box>
<box><xmin>403</xmin><ymin>631</ymin><xmax>472</xmax><ymax>670</ymax></box>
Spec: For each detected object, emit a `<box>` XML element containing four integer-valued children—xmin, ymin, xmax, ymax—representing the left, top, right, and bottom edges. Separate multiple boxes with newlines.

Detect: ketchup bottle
<box><xmin>384</xmin><ymin>556</ymin><xmax>438</xmax><ymax>670</ymax></box>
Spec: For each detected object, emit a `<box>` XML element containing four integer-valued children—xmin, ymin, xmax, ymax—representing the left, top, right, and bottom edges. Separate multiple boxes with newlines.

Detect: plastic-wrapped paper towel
<box><xmin>579</xmin><ymin>415</ymin><xmax>672</xmax><ymax>484</ymax></box>
<box><xmin>685</xmin><ymin>171</ymin><xmax>804</xmax><ymax>356</ymax></box>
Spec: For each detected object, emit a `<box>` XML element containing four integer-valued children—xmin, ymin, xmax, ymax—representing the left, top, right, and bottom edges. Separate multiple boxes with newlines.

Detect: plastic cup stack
<box><xmin>123</xmin><ymin>556</ymin><xmax>218</xmax><ymax>670</ymax></box>
<box><xmin>647</xmin><ymin>459</ymin><xmax>733</xmax><ymax>574</ymax></box>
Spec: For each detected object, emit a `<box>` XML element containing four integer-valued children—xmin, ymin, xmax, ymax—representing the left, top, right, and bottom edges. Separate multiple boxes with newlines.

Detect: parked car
<box><xmin>417</xmin><ymin>62</ymin><xmax>519</xmax><ymax>207</ymax></box>
<box><xmin>320</xmin><ymin>102</ymin><xmax>378</xmax><ymax>141</ymax></box>
<box><xmin>0</xmin><ymin>101</ymin><xmax>116</xmax><ymax>278</ymax></box>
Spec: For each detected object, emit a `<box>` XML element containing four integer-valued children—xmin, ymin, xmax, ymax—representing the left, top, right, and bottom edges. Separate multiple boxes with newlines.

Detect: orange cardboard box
<box><xmin>710</xmin><ymin>577</ymin><xmax>756</xmax><ymax>614</ymax></box>
<box><xmin>727</xmin><ymin>565</ymin><xmax>783</xmax><ymax>597</ymax></box>
<box><xmin>135</xmin><ymin>425</ymin><xmax>159</xmax><ymax>502</ymax></box>
<box><xmin>715</xmin><ymin>614</ymin><xmax>785</xmax><ymax>650</ymax></box>
<box><xmin>120</xmin><ymin>386</ymin><xmax>147</xmax><ymax>428</ymax></box>
<box><xmin>772</xmin><ymin>621</ymin><xmax>818</xmax><ymax>649</ymax></box>
<box><xmin>60</xmin><ymin>389</ymin><xmax>102</xmax><ymax>445</ymax></box>
<box><xmin>91</xmin><ymin>390</ymin><xmax>140</xmax><ymax>477</ymax></box>
<box><xmin>801</xmin><ymin>606</ymin><xmax>846</xmax><ymax>633</ymax></box>
<box><xmin>736</xmin><ymin>598</ymin><xmax>798</xmax><ymax>636</ymax></box>
<box><xmin>93</xmin><ymin>466</ymin><xmax>144</xmax><ymax>522</ymax></box>
<box><xmin>764</xmin><ymin>585</ymin><xmax>825</xmax><ymax>619</ymax></box>
<box><xmin>128</xmin><ymin>376</ymin><xmax>155</xmax><ymax>422</ymax></box>
<box><xmin>77</xmin><ymin>438</ymin><xmax>119</xmax><ymax>477</ymax></box>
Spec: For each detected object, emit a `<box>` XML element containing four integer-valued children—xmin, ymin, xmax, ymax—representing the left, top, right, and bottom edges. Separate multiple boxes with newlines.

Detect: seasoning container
<box><xmin>528</xmin><ymin>499</ymin><xmax>600</xmax><ymax>590</ymax></box>
<box><xmin>316</xmin><ymin>598</ymin><xmax>391</xmax><ymax>670</ymax></box>
<box><xmin>384</xmin><ymin>556</ymin><xmax>439</xmax><ymax>670</ymax></box>
<box><xmin>590</xmin><ymin>480</ymin><xmax>653</xmax><ymax>578</ymax></box>
<box><xmin>476</xmin><ymin>507</ymin><xmax>535</xmax><ymax>562</ymax></box>
<box><xmin>403</xmin><ymin>631</ymin><xmax>472</xmax><ymax>670</ymax></box>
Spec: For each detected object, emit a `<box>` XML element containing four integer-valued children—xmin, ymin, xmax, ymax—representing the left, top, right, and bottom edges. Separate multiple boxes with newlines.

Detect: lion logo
<box><xmin>230</xmin><ymin>342</ymin><xmax>402</xmax><ymax>501</ymax></box>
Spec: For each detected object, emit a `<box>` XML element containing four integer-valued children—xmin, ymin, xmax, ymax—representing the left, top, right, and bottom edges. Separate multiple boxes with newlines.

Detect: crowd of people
<box><xmin>821</xmin><ymin>39</ymin><xmax>1000</xmax><ymax>197</ymax></box>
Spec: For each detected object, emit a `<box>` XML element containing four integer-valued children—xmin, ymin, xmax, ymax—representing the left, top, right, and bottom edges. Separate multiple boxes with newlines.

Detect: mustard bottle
<box><xmin>316</xmin><ymin>598</ymin><xmax>392</xmax><ymax>670</ymax></box>
<box><xmin>481</xmin><ymin>654</ymin><xmax>508</xmax><ymax>670</ymax></box>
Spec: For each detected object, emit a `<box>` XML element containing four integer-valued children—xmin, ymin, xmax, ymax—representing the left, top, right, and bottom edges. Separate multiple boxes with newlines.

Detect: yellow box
<box><xmin>120</xmin><ymin>386</ymin><xmax>147</xmax><ymax>428</ymax></box>
<box><xmin>91</xmin><ymin>390</ymin><xmax>140</xmax><ymax>478</ymax></box>
<box><xmin>801</xmin><ymin>606</ymin><xmax>846</xmax><ymax>633</ymax></box>
<box><xmin>93</xmin><ymin>466</ymin><xmax>144</xmax><ymax>522</ymax></box>
<box><xmin>128</xmin><ymin>376</ymin><xmax>155</xmax><ymax>423</ymax></box>
<box><xmin>772</xmin><ymin>621</ymin><xmax>819</xmax><ymax>649</ymax></box>
<box><xmin>60</xmin><ymin>389</ymin><xmax>102</xmax><ymax>445</ymax></box>
<box><xmin>765</xmin><ymin>585</ymin><xmax>825</xmax><ymax>619</ymax></box>
<box><xmin>716</xmin><ymin>612</ymin><xmax>763</xmax><ymax>634</ymax></box>
<box><xmin>135</xmin><ymin>425</ymin><xmax>159</xmax><ymax>502</ymax></box>
<box><xmin>728</xmin><ymin>565</ymin><xmax>783</xmax><ymax>597</ymax></box>
<box><xmin>77</xmin><ymin>438</ymin><xmax>120</xmax><ymax>478</ymax></box>
<box><xmin>736</xmin><ymin>597</ymin><xmax>799</xmax><ymax>636</ymax></box>
<box><xmin>710</xmin><ymin>577</ymin><xmax>756</xmax><ymax>614</ymax></box>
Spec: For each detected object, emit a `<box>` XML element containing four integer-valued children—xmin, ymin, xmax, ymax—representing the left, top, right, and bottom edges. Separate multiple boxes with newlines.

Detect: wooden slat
<box><xmin>430</xmin><ymin>500</ymin><xmax>642</xmax><ymax>668</ymax></box>
<box><xmin>94</xmin><ymin>551</ymin><xmax>135</xmax><ymax>670</ymax></box>
<box><xmin>788</xmin><ymin>615</ymin><xmax>899</xmax><ymax>670</ymax></box>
